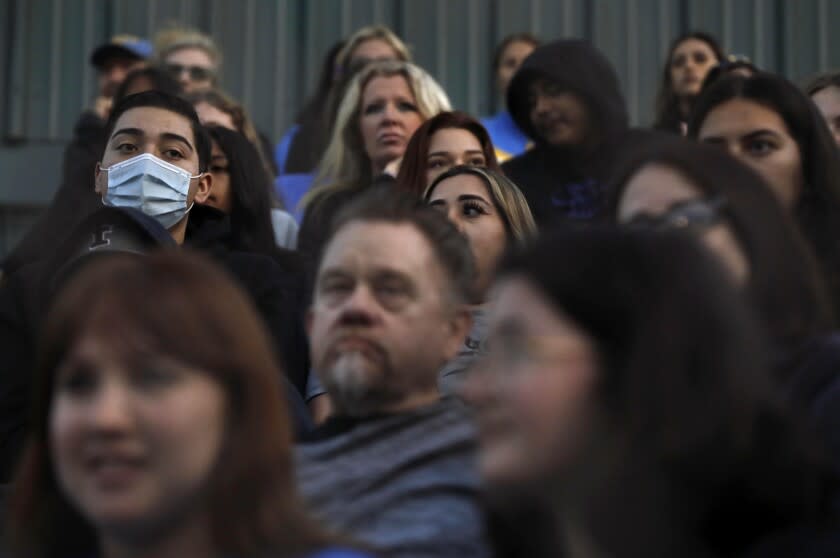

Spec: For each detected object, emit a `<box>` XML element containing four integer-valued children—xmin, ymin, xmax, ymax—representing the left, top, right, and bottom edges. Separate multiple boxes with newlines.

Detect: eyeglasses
<box><xmin>625</xmin><ymin>196</ymin><xmax>726</xmax><ymax>234</ymax></box>
<box><xmin>165</xmin><ymin>63</ymin><xmax>215</xmax><ymax>82</ymax></box>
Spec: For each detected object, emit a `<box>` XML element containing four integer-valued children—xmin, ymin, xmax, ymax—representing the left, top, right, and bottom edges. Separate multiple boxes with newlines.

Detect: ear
<box><xmin>94</xmin><ymin>162</ymin><xmax>106</xmax><ymax>195</ymax></box>
<box><xmin>442</xmin><ymin>306</ymin><xmax>473</xmax><ymax>363</ymax></box>
<box><xmin>193</xmin><ymin>172</ymin><xmax>212</xmax><ymax>204</ymax></box>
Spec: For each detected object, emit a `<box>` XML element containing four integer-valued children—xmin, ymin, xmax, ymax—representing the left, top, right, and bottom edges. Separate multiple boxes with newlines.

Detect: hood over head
<box><xmin>507</xmin><ymin>39</ymin><xmax>629</xmax><ymax>149</ymax></box>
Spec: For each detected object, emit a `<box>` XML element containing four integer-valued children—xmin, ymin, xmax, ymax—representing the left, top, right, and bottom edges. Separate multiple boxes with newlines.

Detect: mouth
<box><xmin>85</xmin><ymin>454</ymin><xmax>146</xmax><ymax>488</ymax></box>
<box><xmin>378</xmin><ymin>132</ymin><xmax>404</xmax><ymax>145</ymax></box>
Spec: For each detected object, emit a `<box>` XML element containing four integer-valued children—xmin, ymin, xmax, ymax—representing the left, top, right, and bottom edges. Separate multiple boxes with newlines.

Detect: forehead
<box><xmin>320</xmin><ymin>221</ymin><xmax>439</xmax><ymax>278</ymax></box>
<box><xmin>491</xmin><ymin>276</ymin><xmax>580</xmax><ymax>336</ymax></box>
<box><xmin>351</xmin><ymin>38</ymin><xmax>398</xmax><ymax>61</ymax></box>
<box><xmin>812</xmin><ymin>85</ymin><xmax>840</xmax><ymax>114</ymax></box>
<box><xmin>111</xmin><ymin>106</ymin><xmax>195</xmax><ymax>144</ymax></box>
<box><xmin>430</xmin><ymin>174</ymin><xmax>490</xmax><ymax>201</ymax></box>
<box><xmin>363</xmin><ymin>74</ymin><xmax>413</xmax><ymax>100</ymax></box>
<box><xmin>699</xmin><ymin>98</ymin><xmax>791</xmax><ymax>138</ymax></box>
<box><xmin>501</xmin><ymin>40</ymin><xmax>536</xmax><ymax>60</ymax></box>
<box><xmin>673</xmin><ymin>38</ymin><xmax>716</xmax><ymax>57</ymax></box>
<box><xmin>429</xmin><ymin>128</ymin><xmax>482</xmax><ymax>151</ymax></box>
<box><xmin>619</xmin><ymin>164</ymin><xmax>702</xmax><ymax>218</ymax></box>
<box><xmin>166</xmin><ymin>46</ymin><xmax>214</xmax><ymax>67</ymax></box>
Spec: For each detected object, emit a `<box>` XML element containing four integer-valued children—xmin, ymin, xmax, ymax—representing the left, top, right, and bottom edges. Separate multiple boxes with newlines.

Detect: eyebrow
<box><xmin>742</xmin><ymin>129</ymin><xmax>781</xmax><ymax>140</ymax></box>
<box><xmin>110</xmin><ymin>128</ymin><xmax>195</xmax><ymax>152</ymax></box>
<box><xmin>428</xmin><ymin>149</ymin><xmax>485</xmax><ymax>157</ymax></box>
<box><xmin>457</xmin><ymin>194</ymin><xmax>491</xmax><ymax>204</ymax></box>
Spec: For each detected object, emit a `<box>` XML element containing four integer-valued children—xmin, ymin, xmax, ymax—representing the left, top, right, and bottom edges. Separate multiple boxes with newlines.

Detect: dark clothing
<box><xmin>296</xmin><ymin>399</ymin><xmax>491</xmax><ymax>558</ymax></box>
<box><xmin>502</xmin><ymin>40</ymin><xmax>629</xmax><ymax>227</ymax></box>
<box><xmin>2</xmin><ymin>111</ymin><xmax>105</xmax><ymax>275</ymax></box>
<box><xmin>0</xmin><ymin>207</ymin><xmax>313</xmax><ymax>482</ymax></box>
<box><xmin>297</xmin><ymin>176</ymin><xmax>397</xmax><ymax>259</ymax></box>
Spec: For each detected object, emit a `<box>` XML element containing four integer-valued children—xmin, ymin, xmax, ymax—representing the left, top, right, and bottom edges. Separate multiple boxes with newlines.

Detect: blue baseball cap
<box><xmin>90</xmin><ymin>34</ymin><xmax>153</xmax><ymax>69</ymax></box>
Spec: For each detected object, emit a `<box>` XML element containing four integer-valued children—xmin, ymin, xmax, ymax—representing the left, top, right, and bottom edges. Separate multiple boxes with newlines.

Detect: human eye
<box><xmin>398</xmin><ymin>101</ymin><xmax>418</xmax><ymax>112</ymax></box>
<box><xmin>56</xmin><ymin>366</ymin><xmax>99</xmax><ymax>396</ymax></box>
<box><xmin>462</xmin><ymin>201</ymin><xmax>488</xmax><ymax>217</ymax></box>
<box><xmin>672</xmin><ymin>54</ymin><xmax>686</xmax><ymax>68</ymax></box>
<box><xmin>210</xmin><ymin>163</ymin><xmax>228</xmax><ymax>173</ymax></box>
<box><xmin>162</xmin><ymin>147</ymin><xmax>186</xmax><ymax>160</ymax></box>
<box><xmin>363</xmin><ymin>102</ymin><xmax>384</xmax><ymax>115</ymax></box>
<box><xmin>115</xmin><ymin>142</ymin><xmax>138</xmax><ymax>155</ymax></box>
<box><xmin>694</xmin><ymin>52</ymin><xmax>709</xmax><ymax>64</ymax></box>
<box><xmin>745</xmin><ymin>136</ymin><xmax>777</xmax><ymax>157</ymax></box>
<box><xmin>428</xmin><ymin>157</ymin><xmax>448</xmax><ymax>169</ymax></box>
<box><xmin>132</xmin><ymin>362</ymin><xmax>180</xmax><ymax>390</ymax></box>
<box><xmin>468</xmin><ymin>156</ymin><xmax>486</xmax><ymax>166</ymax></box>
<box><xmin>374</xmin><ymin>277</ymin><xmax>412</xmax><ymax>307</ymax></box>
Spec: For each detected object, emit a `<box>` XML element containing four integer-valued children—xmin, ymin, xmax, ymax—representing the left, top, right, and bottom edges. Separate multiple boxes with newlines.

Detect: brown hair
<box><xmin>8</xmin><ymin>251</ymin><xmax>335</xmax><ymax>558</ymax></box>
<box><xmin>396</xmin><ymin>111</ymin><xmax>501</xmax><ymax>197</ymax></box>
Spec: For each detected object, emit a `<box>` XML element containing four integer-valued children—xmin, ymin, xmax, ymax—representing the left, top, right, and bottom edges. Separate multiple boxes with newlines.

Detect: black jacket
<box><xmin>501</xmin><ymin>40</ymin><xmax>630</xmax><ymax>227</ymax></box>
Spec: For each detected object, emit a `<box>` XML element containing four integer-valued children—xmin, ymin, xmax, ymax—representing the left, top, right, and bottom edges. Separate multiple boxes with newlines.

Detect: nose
<box><xmin>447</xmin><ymin>208</ymin><xmax>465</xmax><ymax>233</ymax></box>
<box><xmin>337</xmin><ymin>284</ymin><xmax>381</xmax><ymax>327</ymax></box>
<box><xmin>533</xmin><ymin>93</ymin><xmax>552</xmax><ymax>115</ymax></box>
<box><xmin>88</xmin><ymin>382</ymin><xmax>133</xmax><ymax>434</ymax></box>
<box><xmin>381</xmin><ymin>102</ymin><xmax>400</xmax><ymax>125</ymax></box>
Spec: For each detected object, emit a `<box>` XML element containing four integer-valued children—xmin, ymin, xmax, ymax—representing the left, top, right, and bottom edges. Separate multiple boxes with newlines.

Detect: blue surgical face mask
<box><xmin>100</xmin><ymin>153</ymin><xmax>203</xmax><ymax>229</ymax></box>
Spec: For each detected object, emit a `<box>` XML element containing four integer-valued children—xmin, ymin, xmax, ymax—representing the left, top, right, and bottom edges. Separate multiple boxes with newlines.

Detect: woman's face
<box><xmin>50</xmin><ymin>331</ymin><xmax>227</xmax><ymax>535</ymax></box>
<box><xmin>358</xmin><ymin>75</ymin><xmax>424</xmax><ymax>174</ymax></box>
<box><xmin>164</xmin><ymin>47</ymin><xmax>216</xmax><ymax>93</ymax></box>
<box><xmin>428</xmin><ymin>174</ymin><xmax>508</xmax><ymax>300</ymax></box>
<box><xmin>670</xmin><ymin>38</ymin><xmax>718</xmax><ymax>98</ymax></box>
<box><xmin>697</xmin><ymin>98</ymin><xmax>804</xmax><ymax>210</ymax></box>
<box><xmin>462</xmin><ymin>276</ymin><xmax>599</xmax><ymax>485</ymax></box>
<box><xmin>205</xmin><ymin>139</ymin><xmax>233</xmax><ymax>213</ymax></box>
<box><xmin>617</xmin><ymin>164</ymin><xmax>749</xmax><ymax>284</ymax></box>
<box><xmin>497</xmin><ymin>40</ymin><xmax>537</xmax><ymax>96</ymax></box>
<box><xmin>426</xmin><ymin>127</ymin><xmax>487</xmax><ymax>186</ymax></box>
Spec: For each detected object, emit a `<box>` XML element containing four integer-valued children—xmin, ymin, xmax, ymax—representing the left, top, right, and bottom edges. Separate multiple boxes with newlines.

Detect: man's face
<box><xmin>94</xmin><ymin>106</ymin><xmax>211</xmax><ymax>207</ymax></box>
<box><xmin>98</xmin><ymin>56</ymin><xmax>145</xmax><ymax>98</ymax></box>
<box><xmin>308</xmin><ymin>221</ymin><xmax>467</xmax><ymax>416</ymax></box>
<box><xmin>528</xmin><ymin>78</ymin><xmax>591</xmax><ymax>147</ymax></box>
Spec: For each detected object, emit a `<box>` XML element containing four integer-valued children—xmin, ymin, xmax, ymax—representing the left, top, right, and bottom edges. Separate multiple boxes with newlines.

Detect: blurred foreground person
<box><xmin>298</xmin><ymin>190</ymin><xmax>490</xmax><ymax>557</ymax></box>
<box><xmin>397</xmin><ymin>111</ymin><xmax>501</xmax><ymax>196</ymax></box>
<box><xmin>466</xmin><ymin>227</ymin><xmax>840</xmax><ymax>557</ymax></box>
<box><xmin>690</xmin><ymin>73</ymin><xmax>840</xmax><ymax>318</ymax></box>
<box><xmin>481</xmin><ymin>33</ymin><xmax>540</xmax><ymax>160</ymax></box>
<box><xmin>299</xmin><ymin>60</ymin><xmax>450</xmax><ymax>256</ymax></box>
<box><xmin>7</xmin><ymin>252</ymin><xmax>371</xmax><ymax>558</ymax></box>
<box><xmin>425</xmin><ymin>165</ymin><xmax>536</xmax><ymax>394</ymax></box>
<box><xmin>611</xmin><ymin>137</ymin><xmax>840</xmax><ymax>466</ymax></box>
<box><xmin>154</xmin><ymin>26</ymin><xmax>221</xmax><ymax>94</ymax></box>
<box><xmin>501</xmin><ymin>40</ymin><xmax>629</xmax><ymax>226</ymax></box>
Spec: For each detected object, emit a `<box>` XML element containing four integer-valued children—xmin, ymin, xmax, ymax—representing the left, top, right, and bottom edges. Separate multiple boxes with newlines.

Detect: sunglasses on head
<box><xmin>626</xmin><ymin>196</ymin><xmax>727</xmax><ymax>233</ymax></box>
<box><xmin>165</xmin><ymin>63</ymin><xmax>214</xmax><ymax>82</ymax></box>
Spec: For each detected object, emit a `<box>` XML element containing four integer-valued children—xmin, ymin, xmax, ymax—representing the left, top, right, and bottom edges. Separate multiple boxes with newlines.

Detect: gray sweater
<box><xmin>295</xmin><ymin>399</ymin><xmax>491</xmax><ymax>558</ymax></box>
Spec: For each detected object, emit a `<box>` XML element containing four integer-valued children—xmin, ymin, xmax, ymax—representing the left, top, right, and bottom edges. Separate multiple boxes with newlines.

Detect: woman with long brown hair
<box><xmin>7</xmin><ymin>251</ymin><xmax>372</xmax><ymax>558</ymax></box>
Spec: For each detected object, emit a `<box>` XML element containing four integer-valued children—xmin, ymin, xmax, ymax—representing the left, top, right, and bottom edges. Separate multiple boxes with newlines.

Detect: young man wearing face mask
<box><xmin>0</xmin><ymin>92</ymin><xmax>313</xmax><ymax>481</ymax></box>
<box><xmin>501</xmin><ymin>39</ymin><xmax>630</xmax><ymax>227</ymax></box>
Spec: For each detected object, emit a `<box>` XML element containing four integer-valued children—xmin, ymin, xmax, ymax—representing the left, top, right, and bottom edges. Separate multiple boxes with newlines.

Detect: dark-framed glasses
<box><xmin>625</xmin><ymin>196</ymin><xmax>727</xmax><ymax>234</ymax></box>
<box><xmin>165</xmin><ymin>63</ymin><xmax>215</xmax><ymax>82</ymax></box>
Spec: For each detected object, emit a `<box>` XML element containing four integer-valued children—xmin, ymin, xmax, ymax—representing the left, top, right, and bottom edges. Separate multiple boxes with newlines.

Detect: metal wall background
<box><xmin>1</xmin><ymin>0</ymin><xmax>839</xmax><ymax>255</ymax></box>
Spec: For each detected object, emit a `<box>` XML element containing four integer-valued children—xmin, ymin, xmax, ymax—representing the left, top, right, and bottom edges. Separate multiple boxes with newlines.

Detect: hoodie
<box><xmin>501</xmin><ymin>40</ymin><xmax>629</xmax><ymax>226</ymax></box>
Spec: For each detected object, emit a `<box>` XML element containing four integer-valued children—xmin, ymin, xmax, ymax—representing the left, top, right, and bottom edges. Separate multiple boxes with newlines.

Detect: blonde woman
<box><xmin>298</xmin><ymin>59</ymin><xmax>451</xmax><ymax>254</ymax></box>
<box><xmin>425</xmin><ymin>165</ymin><xmax>537</xmax><ymax>394</ymax></box>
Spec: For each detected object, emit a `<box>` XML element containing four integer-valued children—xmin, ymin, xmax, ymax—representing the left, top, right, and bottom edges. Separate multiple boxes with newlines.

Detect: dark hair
<box><xmin>688</xmin><ymin>73</ymin><xmax>840</xmax><ymax>318</ymax></box>
<box><xmin>112</xmin><ymin>66</ymin><xmax>182</xmax><ymax>106</ymax></box>
<box><xmin>105</xmin><ymin>90</ymin><xmax>212</xmax><ymax>173</ymax></box>
<box><xmin>492</xmin><ymin>32</ymin><xmax>541</xmax><ymax>73</ymax></box>
<box><xmin>701</xmin><ymin>56</ymin><xmax>758</xmax><ymax>92</ymax></box>
<box><xmin>499</xmin><ymin>226</ymin><xmax>835</xmax><ymax>555</ymax></box>
<box><xmin>396</xmin><ymin>111</ymin><xmax>501</xmax><ymax>196</ymax></box>
<box><xmin>609</xmin><ymin>136</ymin><xmax>832</xmax><ymax>368</ymax></box>
<box><xmin>804</xmin><ymin>71</ymin><xmax>840</xmax><ymax>97</ymax></box>
<box><xmin>324</xmin><ymin>188</ymin><xmax>476</xmax><ymax>304</ymax></box>
<box><xmin>7</xmin><ymin>251</ymin><xmax>337</xmax><ymax>558</ymax></box>
<box><xmin>653</xmin><ymin>31</ymin><xmax>725</xmax><ymax>132</ymax></box>
<box><xmin>284</xmin><ymin>41</ymin><xmax>346</xmax><ymax>174</ymax></box>
<box><xmin>206</xmin><ymin>126</ymin><xmax>278</xmax><ymax>255</ymax></box>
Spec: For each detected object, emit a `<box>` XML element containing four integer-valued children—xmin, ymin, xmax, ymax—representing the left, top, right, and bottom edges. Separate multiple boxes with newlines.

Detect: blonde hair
<box><xmin>153</xmin><ymin>25</ymin><xmax>222</xmax><ymax>72</ymax></box>
<box><xmin>302</xmin><ymin>60</ymin><xmax>451</xmax><ymax>210</ymax></box>
<box><xmin>424</xmin><ymin>166</ymin><xmax>538</xmax><ymax>244</ymax></box>
<box><xmin>335</xmin><ymin>25</ymin><xmax>411</xmax><ymax>74</ymax></box>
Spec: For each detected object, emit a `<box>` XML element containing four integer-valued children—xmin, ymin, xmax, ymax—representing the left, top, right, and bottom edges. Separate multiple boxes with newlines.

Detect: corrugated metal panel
<box><xmin>2</xmin><ymin>0</ymin><xmax>839</xmax><ymax>254</ymax></box>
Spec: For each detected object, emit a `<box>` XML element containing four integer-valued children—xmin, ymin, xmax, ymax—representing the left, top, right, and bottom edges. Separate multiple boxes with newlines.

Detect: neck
<box><xmin>376</xmin><ymin>389</ymin><xmax>441</xmax><ymax>415</ymax></box>
<box><xmin>168</xmin><ymin>216</ymin><xmax>188</xmax><ymax>245</ymax></box>
<box><xmin>100</xmin><ymin>513</ymin><xmax>217</xmax><ymax>558</ymax></box>
<box><xmin>678</xmin><ymin>96</ymin><xmax>694</xmax><ymax>119</ymax></box>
